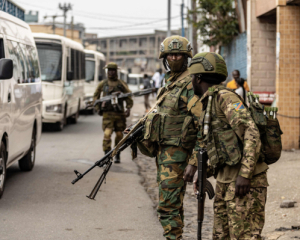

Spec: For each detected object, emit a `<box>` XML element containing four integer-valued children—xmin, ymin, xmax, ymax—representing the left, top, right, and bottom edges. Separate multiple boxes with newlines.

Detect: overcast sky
<box><xmin>14</xmin><ymin>0</ymin><xmax>190</xmax><ymax>38</ymax></box>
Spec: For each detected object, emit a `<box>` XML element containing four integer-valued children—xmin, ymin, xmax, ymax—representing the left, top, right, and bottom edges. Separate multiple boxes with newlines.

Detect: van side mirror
<box><xmin>98</xmin><ymin>75</ymin><xmax>103</xmax><ymax>81</ymax></box>
<box><xmin>67</xmin><ymin>71</ymin><xmax>73</xmax><ymax>81</ymax></box>
<box><xmin>0</xmin><ymin>59</ymin><xmax>13</xmax><ymax>80</ymax></box>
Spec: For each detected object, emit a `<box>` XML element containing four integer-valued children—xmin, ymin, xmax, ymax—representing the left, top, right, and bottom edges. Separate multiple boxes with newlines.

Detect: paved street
<box><xmin>0</xmin><ymin>102</ymin><xmax>164</xmax><ymax>240</ymax></box>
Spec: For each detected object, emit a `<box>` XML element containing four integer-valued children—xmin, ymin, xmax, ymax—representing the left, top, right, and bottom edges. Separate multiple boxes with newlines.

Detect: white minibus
<box><xmin>33</xmin><ymin>33</ymin><xmax>85</xmax><ymax>131</ymax></box>
<box><xmin>83</xmin><ymin>50</ymin><xmax>106</xmax><ymax>113</ymax></box>
<box><xmin>0</xmin><ymin>11</ymin><xmax>42</xmax><ymax>198</ymax></box>
<box><xmin>127</xmin><ymin>73</ymin><xmax>144</xmax><ymax>92</ymax></box>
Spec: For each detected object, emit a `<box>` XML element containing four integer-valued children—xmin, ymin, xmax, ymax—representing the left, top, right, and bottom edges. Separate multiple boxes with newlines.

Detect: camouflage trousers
<box><xmin>213</xmin><ymin>173</ymin><xmax>268</xmax><ymax>240</ymax></box>
<box><xmin>102</xmin><ymin>112</ymin><xmax>126</xmax><ymax>151</ymax></box>
<box><xmin>156</xmin><ymin>145</ymin><xmax>191</xmax><ymax>240</ymax></box>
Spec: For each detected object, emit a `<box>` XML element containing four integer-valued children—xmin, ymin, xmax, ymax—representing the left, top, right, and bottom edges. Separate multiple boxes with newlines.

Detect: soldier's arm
<box><xmin>186</xmin><ymin>93</ymin><xmax>202</xmax><ymax>167</ymax></box>
<box><xmin>218</xmin><ymin>91</ymin><xmax>260</xmax><ymax>179</ymax></box>
<box><xmin>93</xmin><ymin>82</ymin><xmax>104</xmax><ymax>102</ymax></box>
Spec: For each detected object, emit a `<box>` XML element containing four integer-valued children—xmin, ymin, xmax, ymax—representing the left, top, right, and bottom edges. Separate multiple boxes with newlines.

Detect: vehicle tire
<box><xmin>19</xmin><ymin>128</ymin><xmax>36</xmax><ymax>172</ymax></box>
<box><xmin>0</xmin><ymin>141</ymin><xmax>7</xmax><ymax>199</ymax></box>
<box><xmin>88</xmin><ymin>108</ymin><xmax>95</xmax><ymax>115</ymax></box>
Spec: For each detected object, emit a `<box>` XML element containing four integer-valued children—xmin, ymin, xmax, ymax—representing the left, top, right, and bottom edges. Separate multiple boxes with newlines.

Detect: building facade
<box><xmin>84</xmin><ymin>30</ymin><xmax>181</xmax><ymax>74</ymax></box>
<box><xmin>0</xmin><ymin>0</ymin><xmax>24</xmax><ymax>20</ymax></box>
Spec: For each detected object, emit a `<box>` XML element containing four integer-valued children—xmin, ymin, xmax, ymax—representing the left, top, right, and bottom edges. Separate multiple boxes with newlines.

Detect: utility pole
<box><xmin>192</xmin><ymin>0</ymin><xmax>198</xmax><ymax>54</ymax></box>
<box><xmin>71</xmin><ymin>16</ymin><xmax>74</xmax><ymax>40</ymax></box>
<box><xmin>59</xmin><ymin>3</ymin><xmax>72</xmax><ymax>37</ymax></box>
<box><xmin>167</xmin><ymin>0</ymin><xmax>171</xmax><ymax>37</ymax></box>
<box><xmin>44</xmin><ymin>15</ymin><xmax>62</xmax><ymax>34</ymax></box>
<box><xmin>181</xmin><ymin>0</ymin><xmax>185</xmax><ymax>37</ymax></box>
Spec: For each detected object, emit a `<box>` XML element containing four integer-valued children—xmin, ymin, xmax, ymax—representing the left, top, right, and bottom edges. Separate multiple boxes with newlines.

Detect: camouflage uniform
<box><xmin>187</xmin><ymin>52</ymin><xmax>269</xmax><ymax>240</ymax></box>
<box><xmin>93</xmin><ymin>63</ymin><xmax>133</xmax><ymax>152</ymax></box>
<box><xmin>141</xmin><ymin>36</ymin><xmax>196</xmax><ymax>240</ymax></box>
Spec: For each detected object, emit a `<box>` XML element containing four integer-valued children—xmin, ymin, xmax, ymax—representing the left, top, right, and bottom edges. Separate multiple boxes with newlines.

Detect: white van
<box><xmin>33</xmin><ymin>33</ymin><xmax>85</xmax><ymax>131</ymax></box>
<box><xmin>83</xmin><ymin>49</ymin><xmax>106</xmax><ymax>113</ymax></box>
<box><xmin>127</xmin><ymin>73</ymin><xmax>144</xmax><ymax>92</ymax></box>
<box><xmin>0</xmin><ymin>11</ymin><xmax>42</xmax><ymax>198</ymax></box>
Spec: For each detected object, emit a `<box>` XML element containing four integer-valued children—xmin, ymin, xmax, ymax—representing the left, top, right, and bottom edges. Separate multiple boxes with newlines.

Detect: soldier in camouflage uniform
<box><xmin>188</xmin><ymin>52</ymin><xmax>269</xmax><ymax>239</ymax></box>
<box><xmin>93</xmin><ymin>62</ymin><xmax>133</xmax><ymax>163</ymax></box>
<box><xmin>138</xmin><ymin>36</ymin><xmax>198</xmax><ymax>240</ymax></box>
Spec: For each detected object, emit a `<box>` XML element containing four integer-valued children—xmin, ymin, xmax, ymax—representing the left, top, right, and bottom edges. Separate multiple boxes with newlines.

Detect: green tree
<box><xmin>189</xmin><ymin>0</ymin><xmax>239</xmax><ymax>47</ymax></box>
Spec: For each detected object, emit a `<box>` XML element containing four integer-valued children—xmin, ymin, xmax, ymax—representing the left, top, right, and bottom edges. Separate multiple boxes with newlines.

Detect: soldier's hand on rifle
<box><xmin>193</xmin><ymin>170</ymin><xmax>198</xmax><ymax>195</ymax></box>
<box><xmin>235</xmin><ymin>175</ymin><xmax>251</xmax><ymax>197</ymax></box>
<box><xmin>183</xmin><ymin>164</ymin><xmax>197</xmax><ymax>183</ymax></box>
<box><xmin>124</xmin><ymin>127</ymin><xmax>131</xmax><ymax>134</ymax></box>
<box><xmin>125</xmin><ymin>108</ymin><xmax>130</xmax><ymax>118</ymax></box>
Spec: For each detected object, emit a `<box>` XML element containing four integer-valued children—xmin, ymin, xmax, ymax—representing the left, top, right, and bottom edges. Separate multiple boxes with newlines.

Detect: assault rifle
<box><xmin>197</xmin><ymin>149</ymin><xmax>215</xmax><ymax>240</ymax></box>
<box><xmin>71</xmin><ymin>123</ymin><xmax>144</xmax><ymax>200</ymax></box>
<box><xmin>88</xmin><ymin>88</ymin><xmax>154</xmax><ymax>109</ymax></box>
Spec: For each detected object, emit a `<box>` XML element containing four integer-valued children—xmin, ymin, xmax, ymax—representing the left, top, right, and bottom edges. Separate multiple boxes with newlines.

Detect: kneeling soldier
<box><xmin>188</xmin><ymin>52</ymin><xmax>269</xmax><ymax>239</ymax></box>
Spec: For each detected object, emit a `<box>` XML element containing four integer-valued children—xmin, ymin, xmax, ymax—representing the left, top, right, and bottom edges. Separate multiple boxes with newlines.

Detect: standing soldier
<box><xmin>93</xmin><ymin>62</ymin><xmax>133</xmax><ymax>163</ymax></box>
<box><xmin>188</xmin><ymin>52</ymin><xmax>269</xmax><ymax>239</ymax></box>
<box><xmin>138</xmin><ymin>36</ymin><xmax>198</xmax><ymax>239</ymax></box>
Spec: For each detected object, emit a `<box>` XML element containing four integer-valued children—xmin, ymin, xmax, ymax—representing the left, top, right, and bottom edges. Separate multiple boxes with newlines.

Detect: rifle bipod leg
<box><xmin>86</xmin><ymin>161</ymin><xmax>112</xmax><ymax>200</ymax></box>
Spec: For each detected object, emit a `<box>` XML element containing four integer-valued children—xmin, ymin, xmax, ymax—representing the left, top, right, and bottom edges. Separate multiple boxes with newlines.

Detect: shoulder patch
<box><xmin>186</xmin><ymin>82</ymin><xmax>193</xmax><ymax>90</ymax></box>
<box><xmin>233</xmin><ymin>102</ymin><xmax>245</xmax><ymax>111</ymax></box>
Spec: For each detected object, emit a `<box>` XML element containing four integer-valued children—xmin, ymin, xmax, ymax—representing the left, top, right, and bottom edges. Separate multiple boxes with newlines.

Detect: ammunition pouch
<box><xmin>144</xmin><ymin>112</ymin><xmax>197</xmax><ymax>150</ymax></box>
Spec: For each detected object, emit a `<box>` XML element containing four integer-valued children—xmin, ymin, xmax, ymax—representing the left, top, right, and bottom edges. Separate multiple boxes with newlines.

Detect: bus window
<box><xmin>0</xmin><ymin>39</ymin><xmax>4</xmax><ymax>58</ymax></box>
<box><xmin>36</xmin><ymin>43</ymin><xmax>62</xmax><ymax>81</ymax></box>
<box><xmin>85</xmin><ymin>60</ymin><xmax>95</xmax><ymax>82</ymax></box>
<box><xmin>128</xmin><ymin>77</ymin><xmax>138</xmax><ymax>85</ymax></box>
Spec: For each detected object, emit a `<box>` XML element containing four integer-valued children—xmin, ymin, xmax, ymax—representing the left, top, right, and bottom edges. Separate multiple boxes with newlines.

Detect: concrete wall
<box><xmin>222</xmin><ymin>32</ymin><xmax>248</xmax><ymax>81</ymax></box>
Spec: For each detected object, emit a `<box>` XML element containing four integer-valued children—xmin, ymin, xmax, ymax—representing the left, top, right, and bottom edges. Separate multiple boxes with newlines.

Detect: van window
<box><xmin>0</xmin><ymin>39</ymin><xmax>4</xmax><ymax>58</ymax></box>
<box><xmin>19</xmin><ymin>44</ymin><xmax>40</xmax><ymax>83</ymax></box>
<box><xmin>36</xmin><ymin>43</ymin><xmax>62</xmax><ymax>81</ymax></box>
<box><xmin>128</xmin><ymin>77</ymin><xmax>138</xmax><ymax>85</ymax></box>
<box><xmin>99</xmin><ymin>59</ymin><xmax>105</xmax><ymax>80</ymax></box>
<box><xmin>7</xmin><ymin>40</ymin><xmax>26</xmax><ymax>83</ymax></box>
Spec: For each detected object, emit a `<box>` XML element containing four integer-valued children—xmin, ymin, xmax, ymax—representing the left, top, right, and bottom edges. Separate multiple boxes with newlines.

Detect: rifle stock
<box><xmin>197</xmin><ymin>149</ymin><xmax>215</xmax><ymax>240</ymax></box>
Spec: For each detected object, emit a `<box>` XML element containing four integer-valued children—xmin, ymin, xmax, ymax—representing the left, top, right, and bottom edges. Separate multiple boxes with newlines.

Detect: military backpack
<box><xmin>247</xmin><ymin>92</ymin><xmax>283</xmax><ymax>165</ymax></box>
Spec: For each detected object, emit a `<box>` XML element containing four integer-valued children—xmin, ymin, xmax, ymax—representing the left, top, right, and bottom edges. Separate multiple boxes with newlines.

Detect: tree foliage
<box><xmin>189</xmin><ymin>0</ymin><xmax>239</xmax><ymax>47</ymax></box>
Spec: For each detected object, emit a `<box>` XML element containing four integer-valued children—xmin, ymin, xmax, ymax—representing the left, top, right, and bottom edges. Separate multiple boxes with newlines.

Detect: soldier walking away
<box><xmin>188</xmin><ymin>52</ymin><xmax>269</xmax><ymax>239</ymax></box>
<box><xmin>137</xmin><ymin>36</ymin><xmax>198</xmax><ymax>240</ymax></box>
<box><xmin>93</xmin><ymin>62</ymin><xmax>133</xmax><ymax>163</ymax></box>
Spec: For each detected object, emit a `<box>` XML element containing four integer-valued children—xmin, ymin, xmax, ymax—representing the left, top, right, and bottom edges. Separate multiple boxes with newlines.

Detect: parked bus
<box><xmin>83</xmin><ymin>50</ymin><xmax>106</xmax><ymax>113</ymax></box>
<box><xmin>0</xmin><ymin>11</ymin><xmax>42</xmax><ymax>198</ymax></box>
<box><xmin>33</xmin><ymin>33</ymin><xmax>85</xmax><ymax>131</ymax></box>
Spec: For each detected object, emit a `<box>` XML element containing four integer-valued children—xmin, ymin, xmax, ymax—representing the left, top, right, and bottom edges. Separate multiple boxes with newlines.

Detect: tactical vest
<box><xmin>144</xmin><ymin>76</ymin><xmax>197</xmax><ymax>150</ymax></box>
<box><xmin>101</xmin><ymin>79</ymin><xmax>126</xmax><ymax>112</ymax></box>
<box><xmin>194</xmin><ymin>86</ymin><xmax>243</xmax><ymax>171</ymax></box>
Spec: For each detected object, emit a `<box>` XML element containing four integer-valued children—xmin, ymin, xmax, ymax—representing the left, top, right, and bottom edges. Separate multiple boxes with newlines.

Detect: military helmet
<box><xmin>159</xmin><ymin>35</ymin><xmax>193</xmax><ymax>59</ymax></box>
<box><xmin>188</xmin><ymin>52</ymin><xmax>228</xmax><ymax>81</ymax></box>
<box><xmin>104</xmin><ymin>62</ymin><xmax>119</xmax><ymax>69</ymax></box>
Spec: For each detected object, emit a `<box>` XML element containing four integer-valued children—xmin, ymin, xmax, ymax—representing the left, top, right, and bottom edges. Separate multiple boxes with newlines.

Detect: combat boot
<box><xmin>114</xmin><ymin>153</ymin><xmax>120</xmax><ymax>164</ymax></box>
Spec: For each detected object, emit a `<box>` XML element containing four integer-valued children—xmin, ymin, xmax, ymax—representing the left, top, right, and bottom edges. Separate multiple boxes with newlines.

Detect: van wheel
<box><xmin>0</xmin><ymin>141</ymin><xmax>7</xmax><ymax>199</ymax></box>
<box><xmin>19</xmin><ymin>128</ymin><xmax>36</xmax><ymax>171</ymax></box>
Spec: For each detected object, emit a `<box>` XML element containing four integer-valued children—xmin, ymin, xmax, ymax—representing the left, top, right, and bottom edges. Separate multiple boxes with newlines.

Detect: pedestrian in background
<box><xmin>226</xmin><ymin>70</ymin><xmax>250</xmax><ymax>99</ymax></box>
<box><xmin>143</xmin><ymin>73</ymin><xmax>152</xmax><ymax>112</ymax></box>
<box><xmin>152</xmin><ymin>68</ymin><xmax>162</xmax><ymax>93</ymax></box>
